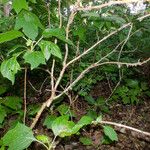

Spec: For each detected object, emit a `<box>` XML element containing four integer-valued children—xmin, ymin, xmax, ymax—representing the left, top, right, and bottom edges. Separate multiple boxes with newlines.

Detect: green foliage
<box><xmin>0</xmin><ymin>85</ymin><xmax>7</xmax><ymax>95</ymax></box>
<box><xmin>0</xmin><ymin>30</ymin><xmax>23</xmax><ymax>44</ymax></box>
<box><xmin>0</xmin><ymin>0</ymin><xmax>149</xmax><ymax>149</ymax></box>
<box><xmin>56</xmin><ymin>104</ymin><xmax>75</xmax><ymax>116</ymax></box>
<box><xmin>39</xmin><ymin>40</ymin><xmax>62</xmax><ymax>60</ymax></box>
<box><xmin>12</xmin><ymin>0</ymin><xmax>29</xmax><ymax>14</ymax></box>
<box><xmin>43</xmin><ymin>28</ymin><xmax>73</xmax><ymax>45</ymax></box>
<box><xmin>15</xmin><ymin>10</ymin><xmax>44</xmax><ymax>40</ymax></box>
<box><xmin>2</xmin><ymin>123</ymin><xmax>36</xmax><ymax>150</ymax></box>
<box><xmin>101</xmin><ymin>135</ymin><xmax>114</xmax><ymax>145</ymax></box>
<box><xmin>23</xmin><ymin>51</ymin><xmax>46</xmax><ymax>70</ymax></box>
<box><xmin>43</xmin><ymin>115</ymin><xmax>57</xmax><ymax>129</ymax></box>
<box><xmin>79</xmin><ymin>137</ymin><xmax>93</xmax><ymax>146</ymax></box>
<box><xmin>50</xmin><ymin>115</ymin><xmax>93</xmax><ymax>137</ymax></box>
<box><xmin>85</xmin><ymin>96</ymin><xmax>109</xmax><ymax>116</ymax></box>
<box><xmin>103</xmin><ymin>126</ymin><xmax>118</xmax><ymax>142</ymax></box>
<box><xmin>3</xmin><ymin>96</ymin><xmax>22</xmax><ymax>110</ymax></box>
<box><xmin>0</xmin><ymin>96</ymin><xmax>23</xmax><ymax>127</ymax></box>
<box><xmin>51</xmin><ymin>115</ymin><xmax>75</xmax><ymax>137</ymax></box>
<box><xmin>0</xmin><ymin>105</ymin><xmax>7</xmax><ymax>124</ymax></box>
<box><xmin>111</xmin><ymin>79</ymin><xmax>149</xmax><ymax>104</ymax></box>
<box><xmin>1</xmin><ymin>57</ymin><xmax>21</xmax><ymax>84</ymax></box>
<box><xmin>36</xmin><ymin>135</ymin><xmax>51</xmax><ymax>144</ymax></box>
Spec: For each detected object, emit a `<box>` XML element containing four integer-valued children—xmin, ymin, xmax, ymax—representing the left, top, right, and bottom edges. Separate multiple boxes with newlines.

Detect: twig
<box><xmin>118</xmin><ymin>24</ymin><xmax>133</xmax><ymax>61</ymax></box>
<box><xmin>46</xmin><ymin>60</ymin><xmax>56</xmax><ymax>107</ymax></box>
<box><xmin>30</xmin><ymin>102</ymin><xmax>47</xmax><ymax>129</ymax></box>
<box><xmin>100</xmin><ymin>120</ymin><xmax>150</xmax><ymax>137</ymax></box>
<box><xmin>58</xmin><ymin>0</ymin><xmax>62</xmax><ymax>28</ymax></box>
<box><xmin>54</xmin><ymin>8</ymin><xmax>77</xmax><ymax>90</ymax></box>
<box><xmin>46</xmin><ymin>2</ymin><xmax>51</xmax><ymax>28</ymax></box>
<box><xmin>23</xmin><ymin>67</ymin><xmax>27</xmax><ymax>124</ymax></box>
<box><xmin>76</xmin><ymin>0</ymin><xmax>149</xmax><ymax>11</ymax></box>
<box><xmin>28</xmin><ymin>77</ymin><xmax>48</xmax><ymax>93</ymax></box>
<box><xmin>106</xmin><ymin>69</ymin><xmax>123</xmax><ymax>104</ymax></box>
<box><xmin>54</xmin><ymin>57</ymin><xmax>150</xmax><ymax>100</ymax></box>
<box><xmin>105</xmin><ymin>72</ymin><xmax>113</xmax><ymax>93</ymax></box>
<box><xmin>39</xmin><ymin>77</ymin><xmax>48</xmax><ymax>93</ymax></box>
<box><xmin>28</xmin><ymin>80</ymin><xmax>39</xmax><ymax>93</ymax></box>
<box><xmin>51</xmin><ymin>59</ymin><xmax>55</xmax><ymax>93</ymax></box>
<box><xmin>66</xmin><ymin>23</ymin><xmax>131</xmax><ymax>67</ymax></box>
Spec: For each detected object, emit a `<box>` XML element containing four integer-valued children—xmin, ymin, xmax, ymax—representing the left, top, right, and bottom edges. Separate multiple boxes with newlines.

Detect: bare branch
<box><xmin>66</xmin><ymin>23</ymin><xmax>131</xmax><ymax>67</ymax></box>
<box><xmin>54</xmin><ymin>57</ymin><xmax>150</xmax><ymax>100</ymax></box>
<box><xmin>100</xmin><ymin>120</ymin><xmax>150</xmax><ymax>137</ymax></box>
<box><xmin>51</xmin><ymin>59</ymin><xmax>55</xmax><ymax>93</ymax></box>
<box><xmin>23</xmin><ymin>67</ymin><xmax>27</xmax><ymax>124</ymax></box>
<box><xmin>118</xmin><ymin>24</ymin><xmax>133</xmax><ymax>61</ymax></box>
<box><xmin>54</xmin><ymin>9</ymin><xmax>77</xmax><ymax>90</ymax></box>
<box><xmin>76</xmin><ymin>0</ymin><xmax>149</xmax><ymax>11</ymax></box>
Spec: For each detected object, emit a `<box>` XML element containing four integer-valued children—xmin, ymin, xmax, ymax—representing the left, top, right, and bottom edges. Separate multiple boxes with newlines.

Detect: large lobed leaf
<box><xmin>23</xmin><ymin>51</ymin><xmax>46</xmax><ymax>70</ymax></box>
<box><xmin>12</xmin><ymin>0</ymin><xmax>29</xmax><ymax>14</ymax></box>
<box><xmin>15</xmin><ymin>10</ymin><xmax>44</xmax><ymax>40</ymax></box>
<box><xmin>43</xmin><ymin>28</ymin><xmax>74</xmax><ymax>46</ymax></box>
<box><xmin>2</xmin><ymin>123</ymin><xmax>36</xmax><ymax>150</ymax></box>
<box><xmin>39</xmin><ymin>40</ymin><xmax>62</xmax><ymax>60</ymax></box>
<box><xmin>0</xmin><ymin>57</ymin><xmax>21</xmax><ymax>84</ymax></box>
<box><xmin>51</xmin><ymin>115</ymin><xmax>93</xmax><ymax>137</ymax></box>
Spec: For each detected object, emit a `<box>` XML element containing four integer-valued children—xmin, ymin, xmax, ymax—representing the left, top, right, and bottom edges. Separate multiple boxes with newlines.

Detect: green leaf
<box><xmin>36</xmin><ymin>135</ymin><xmax>50</xmax><ymax>144</ymax></box>
<box><xmin>101</xmin><ymin>135</ymin><xmax>113</xmax><ymax>144</ymax></box>
<box><xmin>0</xmin><ymin>145</ymin><xmax>5</xmax><ymax>150</ymax></box>
<box><xmin>51</xmin><ymin>115</ymin><xmax>75</xmax><ymax>137</ymax></box>
<box><xmin>2</xmin><ymin>123</ymin><xmax>36</xmax><ymax>150</ymax></box>
<box><xmin>126</xmin><ymin>79</ymin><xmax>138</xmax><ymax>88</ymax></box>
<box><xmin>57</xmin><ymin>104</ymin><xmax>70</xmax><ymax>116</ymax></box>
<box><xmin>0</xmin><ymin>30</ymin><xmax>23</xmax><ymax>44</ymax></box>
<box><xmin>95</xmin><ymin>115</ymin><xmax>102</xmax><ymax>123</ymax></box>
<box><xmin>43</xmin><ymin>28</ymin><xmax>65</xmax><ymax>38</ymax></box>
<box><xmin>77</xmin><ymin>116</ymin><xmax>93</xmax><ymax>126</ymax></box>
<box><xmin>87</xmin><ymin>110</ymin><xmax>97</xmax><ymax>119</ymax></box>
<box><xmin>23</xmin><ymin>51</ymin><xmax>46</xmax><ymax>70</ymax></box>
<box><xmin>49</xmin><ymin>42</ymin><xmax>62</xmax><ymax>59</ymax></box>
<box><xmin>29</xmin><ymin>0</ymin><xmax>36</xmax><ymax>3</ymax></box>
<box><xmin>67</xmin><ymin>116</ymin><xmax>93</xmax><ymax>135</ymax></box>
<box><xmin>0</xmin><ymin>57</ymin><xmax>21</xmax><ymax>84</ymax></box>
<box><xmin>0</xmin><ymin>105</ymin><xmax>7</xmax><ymax>124</ymax></box>
<box><xmin>43</xmin><ymin>115</ymin><xmax>57</xmax><ymax>129</ymax></box>
<box><xmin>85</xmin><ymin>96</ymin><xmax>95</xmax><ymax>105</ymax></box>
<box><xmin>43</xmin><ymin>28</ymin><xmax>73</xmax><ymax>45</ymax></box>
<box><xmin>141</xmin><ymin>82</ymin><xmax>148</xmax><ymax>91</ymax></box>
<box><xmin>12</xmin><ymin>0</ymin><xmax>28</xmax><ymax>14</ymax></box>
<box><xmin>3</xmin><ymin>96</ymin><xmax>22</xmax><ymax>110</ymax></box>
<box><xmin>73</xmin><ymin>26</ymin><xmax>86</xmax><ymax>41</ymax></box>
<box><xmin>0</xmin><ymin>85</ymin><xmax>7</xmax><ymax>95</ymax></box>
<box><xmin>122</xmin><ymin>96</ymin><xmax>130</xmax><ymax>104</ymax></box>
<box><xmin>79</xmin><ymin>137</ymin><xmax>93</xmax><ymax>146</ymax></box>
<box><xmin>27</xmin><ymin>104</ymin><xmax>40</xmax><ymax>116</ymax></box>
<box><xmin>103</xmin><ymin>126</ymin><xmax>118</xmax><ymax>141</ymax></box>
<box><xmin>39</xmin><ymin>40</ymin><xmax>62</xmax><ymax>60</ymax></box>
<box><xmin>15</xmin><ymin>10</ymin><xmax>44</xmax><ymax>40</ymax></box>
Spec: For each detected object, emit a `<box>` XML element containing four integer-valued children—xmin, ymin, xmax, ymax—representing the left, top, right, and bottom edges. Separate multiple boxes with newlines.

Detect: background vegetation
<box><xmin>0</xmin><ymin>0</ymin><xmax>150</xmax><ymax>149</ymax></box>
